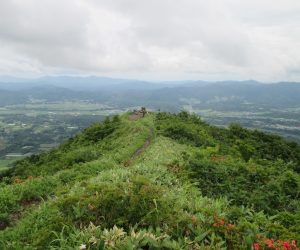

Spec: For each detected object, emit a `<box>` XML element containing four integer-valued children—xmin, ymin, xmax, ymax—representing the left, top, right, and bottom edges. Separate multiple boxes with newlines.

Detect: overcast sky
<box><xmin>0</xmin><ymin>0</ymin><xmax>300</xmax><ymax>81</ymax></box>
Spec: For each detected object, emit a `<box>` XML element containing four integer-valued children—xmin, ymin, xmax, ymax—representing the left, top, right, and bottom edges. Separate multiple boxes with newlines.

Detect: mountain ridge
<box><xmin>0</xmin><ymin>111</ymin><xmax>299</xmax><ymax>249</ymax></box>
<box><xmin>1</xmin><ymin>78</ymin><xmax>300</xmax><ymax>109</ymax></box>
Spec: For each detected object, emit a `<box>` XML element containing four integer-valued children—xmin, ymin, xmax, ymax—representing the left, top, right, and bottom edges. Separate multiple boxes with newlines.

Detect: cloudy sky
<box><xmin>0</xmin><ymin>0</ymin><xmax>300</xmax><ymax>81</ymax></box>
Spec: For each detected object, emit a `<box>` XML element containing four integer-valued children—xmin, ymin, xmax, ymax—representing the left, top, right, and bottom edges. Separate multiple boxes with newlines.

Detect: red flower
<box><xmin>219</xmin><ymin>219</ymin><xmax>225</xmax><ymax>226</ymax></box>
<box><xmin>27</xmin><ymin>176</ymin><xmax>33</xmax><ymax>179</ymax></box>
<box><xmin>291</xmin><ymin>240</ymin><xmax>299</xmax><ymax>250</ymax></box>
<box><xmin>281</xmin><ymin>241</ymin><xmax>291</xmax><ymax>250</ymax></box>
<box><xmin>253</xmin><ymin>243</ymin><xmax>260</xmax><ymax>250</ymax></box>
<box><xmin>15</xmin><ymin>178</ymin><xmax>23</xmax><ymax>184</ymax></box>
<box><xmin>266</xmin><ymin>239</ymin><xmax>274</xmax><ymax>248</ymax></box>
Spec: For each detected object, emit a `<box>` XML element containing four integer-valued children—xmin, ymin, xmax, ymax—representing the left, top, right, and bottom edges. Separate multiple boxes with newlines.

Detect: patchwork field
<box><xmin>1</xmin><ymin>100</ymin><xmax>300</xmax><ymax>169</ymax></box>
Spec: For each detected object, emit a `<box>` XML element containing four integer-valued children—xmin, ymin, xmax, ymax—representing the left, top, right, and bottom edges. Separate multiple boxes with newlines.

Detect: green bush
<box><xmin>57</xmin><ymin>176</ymin><xmax>188</xmax><ymax>231</ymax></box>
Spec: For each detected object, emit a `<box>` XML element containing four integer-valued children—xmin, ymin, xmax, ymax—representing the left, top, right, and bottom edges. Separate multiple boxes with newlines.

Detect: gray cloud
<box><xmin>0</xmin><ymin>0</ymin><xmax>299</xmax><ymax>81</ymax></box>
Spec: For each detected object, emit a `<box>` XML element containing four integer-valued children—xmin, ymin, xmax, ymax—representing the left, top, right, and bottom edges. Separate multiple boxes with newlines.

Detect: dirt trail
<box><xmin>125</xmin><ymin>114</ymin><xmax>154</xmax><ymax>167</ymax></box>
<box><xmin>131</xmin><ymin>128</ymin><xmax>153</xmax><ymax>162</ymax></box>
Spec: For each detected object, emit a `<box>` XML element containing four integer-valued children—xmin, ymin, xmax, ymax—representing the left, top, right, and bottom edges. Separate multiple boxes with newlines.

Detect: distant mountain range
<box><xmin>0</xmin><ymin>76</ymin><xmax>300</xmax><ymax>111</ymax></box>
<box><xmin>0</xmin><ymin>76</ymin><xmax>165</xmax><ymax>91</ymax></box>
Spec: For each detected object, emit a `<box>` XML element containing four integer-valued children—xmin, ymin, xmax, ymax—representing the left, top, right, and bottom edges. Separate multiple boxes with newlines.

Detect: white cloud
<box><xmin>0</xmin><ymin>0</ymin><xmax>299</xmax><ymax>81</ymax></box>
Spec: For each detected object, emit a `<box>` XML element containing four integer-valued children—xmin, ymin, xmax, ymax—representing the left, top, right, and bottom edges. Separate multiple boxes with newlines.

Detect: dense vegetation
<box><xmin>0</xmin><ymin>112</ymin><xmax>299</xmax><ymax>249</ymax></box>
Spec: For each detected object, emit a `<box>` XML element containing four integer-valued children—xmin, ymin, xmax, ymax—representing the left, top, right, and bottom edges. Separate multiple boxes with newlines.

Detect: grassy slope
<box><xmin>0</xmin><ymin>159</ymin><xmax>15</xmax><ymax>171</ymax></box>
<box><xmin>0</xmin><ymin>112</ymin><xmax>299</xmax><ymax>249</ymax></box>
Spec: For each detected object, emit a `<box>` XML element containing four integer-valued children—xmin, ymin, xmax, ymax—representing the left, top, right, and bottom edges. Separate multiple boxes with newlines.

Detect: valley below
<box><xmin>1</xmin><ymin>99</ymin><xmax>299</xmax><ymax>172</ymax></box>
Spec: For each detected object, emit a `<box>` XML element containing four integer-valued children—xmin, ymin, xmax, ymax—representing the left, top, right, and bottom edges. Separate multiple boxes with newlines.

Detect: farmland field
<box><xmin>1</xmin><ymin>97</ymin><xmax>300</xmax><ymax>168</ymax></box>
<box><xmin>0</xmin><ymin>101</ymin><xmax>124</xmax><ymax>164</ymax></box>
<box><xmin>183</xmin><ymin>105</ymin><xmax>300</xmax><ymax>143</ymax></box>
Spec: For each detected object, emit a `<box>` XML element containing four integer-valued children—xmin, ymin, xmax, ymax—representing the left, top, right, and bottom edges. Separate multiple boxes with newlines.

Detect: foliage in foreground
<box><xmin>0</xmin><ymin>112</ymin><xmax>299</xmax><ymax>249</ymax></box>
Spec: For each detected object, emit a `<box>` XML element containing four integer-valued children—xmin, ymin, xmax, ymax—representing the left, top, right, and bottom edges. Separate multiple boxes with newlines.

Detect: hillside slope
<box><xmin>0</xmin><ymin>112</ymin><xmax>299</xmax><ymax>250</ymax></box>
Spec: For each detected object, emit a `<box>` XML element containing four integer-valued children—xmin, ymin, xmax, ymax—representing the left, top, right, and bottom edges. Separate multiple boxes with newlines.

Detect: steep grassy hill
<box><xmin>0</xmin><ymin>112</ymin><xmax>299</xmax><ymax>250</ymax></box>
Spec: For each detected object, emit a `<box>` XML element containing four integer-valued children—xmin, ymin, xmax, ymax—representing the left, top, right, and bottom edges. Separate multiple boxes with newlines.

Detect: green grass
<box><xmin>0</xmin><ymin>159</ymin><xmax>15</xmax><ymax>171</ymax></box>
<box><xmin>0</xmin><ymin>112</ymin><xmax>299</xmax><ymax>249</ymax></box>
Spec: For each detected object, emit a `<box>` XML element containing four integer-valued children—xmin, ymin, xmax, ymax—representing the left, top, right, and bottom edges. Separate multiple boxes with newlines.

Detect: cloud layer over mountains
<box><xmin>0</xmin><ymin>0</ymin><xmax>300</xmax><ymax>81</ymax></box>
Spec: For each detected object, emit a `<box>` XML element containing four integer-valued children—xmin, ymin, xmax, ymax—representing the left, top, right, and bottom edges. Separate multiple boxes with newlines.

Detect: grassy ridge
<box><xmin>0</xmin><ymin>112</ymin><xmax>299</xmax><ymax>249</ymax></box>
